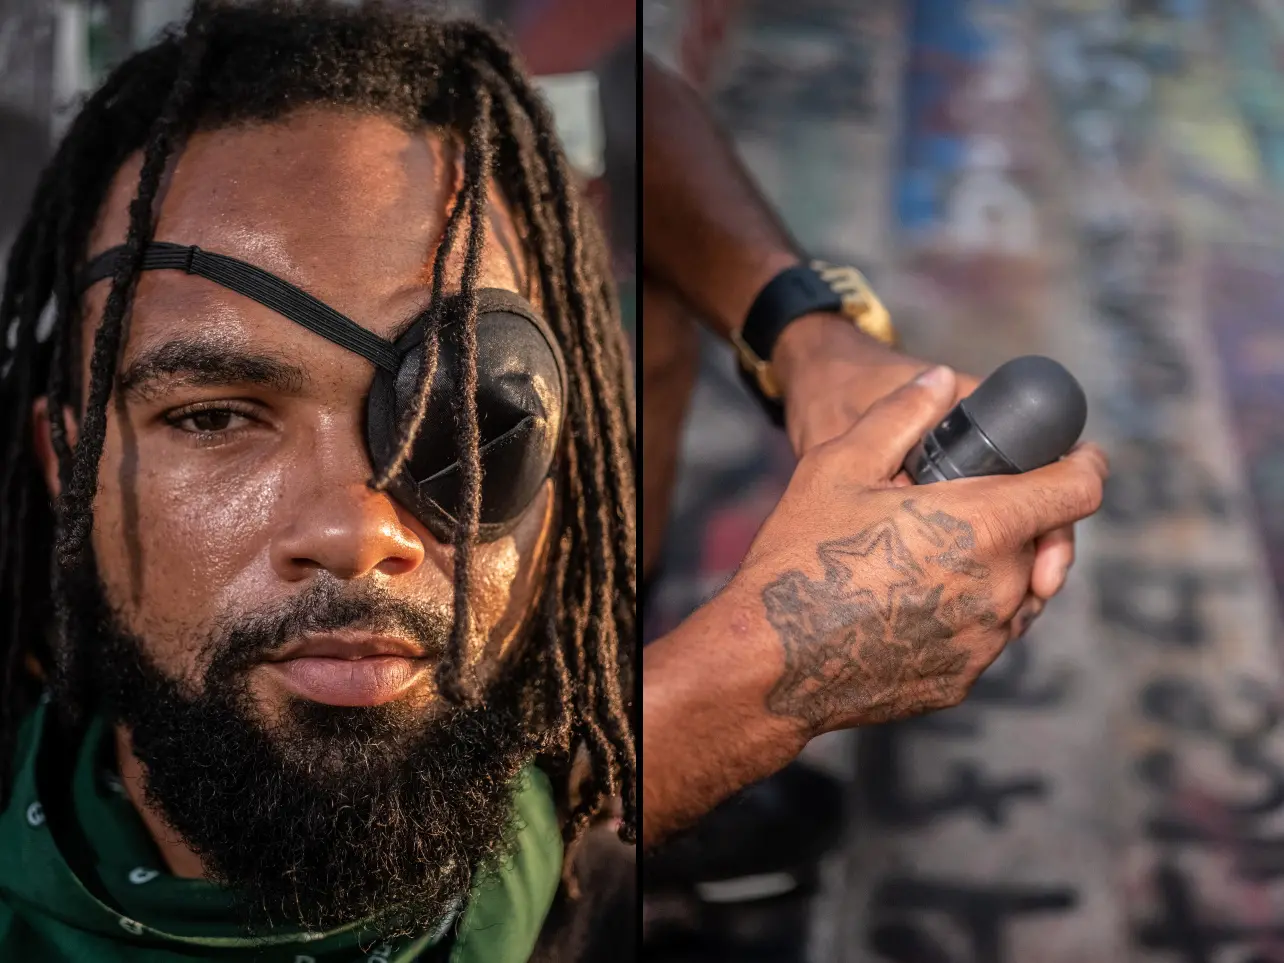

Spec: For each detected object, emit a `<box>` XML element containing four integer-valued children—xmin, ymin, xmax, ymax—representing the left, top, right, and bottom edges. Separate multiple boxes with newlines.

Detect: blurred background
<box><xmin>643</xmin><ymin>0</ymin><xmax>1284</xmax><ymax>962</ymax></box>
<box><xmin>0</xmin><ymin>0</ymin><xmax>637</xmax><ymax>338</ymax></box>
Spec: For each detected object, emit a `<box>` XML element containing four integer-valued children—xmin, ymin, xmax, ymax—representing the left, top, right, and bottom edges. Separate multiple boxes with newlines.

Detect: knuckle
<box><xmin>974</xmin><ymin>510</ymin><xmax>1020</xmax><ymax>552</ymax></box>
<box><xmin>1058</xmin><ymin>475</ymin><xmax>1109</xmax><ymax>521</ymax></box>
<box><xmin>996</xmin><ymin>580</ymin><xmax>1029</xmax><ymax>621</ymax></box>
<box><xmin>942</xmin><ymin>682</ymin><xmax>968</xmax><ymax>709</ymax></box>
<box><xmin>1050</xmin><ymin>474</ymin><xmax>1103</xmax><ymax>521</ymax></box>
<box><xmin>1082</xmin><ymin>473</ymin><xmax>1105</xmax><ymax>514</ymax></box>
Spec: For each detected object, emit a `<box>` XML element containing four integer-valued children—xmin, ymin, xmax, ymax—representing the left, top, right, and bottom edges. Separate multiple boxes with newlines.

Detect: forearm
<box><xmin>641</xmin><ymin>55</ymin><xmax>892</xmax><ymax>372</ymax></box>
<box><xmin>641</xmin><ymin>55</ymin><xmax>801</xmax><ymax>341</ymax></box>
<box><xmin>641</xmin><ymin>587</ymin><xmax>808</xmax><ymax>850</ymax></box>
<box><xmin>640</xmin><ymin>277</ymin><xmax>700</xmax><ymax>579</ymax></box>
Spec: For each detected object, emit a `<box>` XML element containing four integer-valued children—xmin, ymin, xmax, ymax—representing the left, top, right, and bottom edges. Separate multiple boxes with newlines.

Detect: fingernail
<box><xmin>915</xmin><ymin>365</ymin><xmax>951</xmax><ymax>388</ymax></box>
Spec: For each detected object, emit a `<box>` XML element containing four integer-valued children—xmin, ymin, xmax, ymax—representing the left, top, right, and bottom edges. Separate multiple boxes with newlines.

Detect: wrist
<box><xmin>654</xmin><ymin>580</ymin><xmax>813</xmax><ymax>755</ymax></box>
<box><xmin>709</xmin><ymin>577</ymin><xmax>819</xmax><ymax>751</ymax></box>
<box><xmin>771</xmin><ymin>311</ymin><xmax>902</xmax><ymax>393</ymax></box>
<box><xmin>641</xmin><ymin>584</ymin><xmax>809</xmax><ymax>845</ymax></box>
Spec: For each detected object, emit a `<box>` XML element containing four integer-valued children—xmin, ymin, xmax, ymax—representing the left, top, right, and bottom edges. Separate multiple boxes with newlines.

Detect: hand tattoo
<box><xmin>762</xmin><ymin>499</ymin><xmax>995</xmax><ymax>731</ymax></box>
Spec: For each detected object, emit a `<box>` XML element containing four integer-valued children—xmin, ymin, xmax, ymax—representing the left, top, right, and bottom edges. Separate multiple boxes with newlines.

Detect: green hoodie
<box><xmin>0</xmin><ymin>697</ymin><xmax>563</xmax><ymax>962</ymax></box>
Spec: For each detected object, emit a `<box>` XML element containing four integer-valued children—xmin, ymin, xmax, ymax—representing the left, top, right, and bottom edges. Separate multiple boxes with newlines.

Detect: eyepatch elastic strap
<box><xmin>76</xmin><ymin>241</ymin><xmax>567</xmax><ymax>544</ymax></box>
<box><xmin>78</xmin><ymin>242</ymin><xmax>401</xmax><ymax>373</ymax></box>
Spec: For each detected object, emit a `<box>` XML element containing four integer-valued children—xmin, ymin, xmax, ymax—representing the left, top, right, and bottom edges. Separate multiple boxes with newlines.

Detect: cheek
<box><xmin>472</xmin><ymin>482</ymin><xmax>555</xmax><ymax>668</ymax></box>
<box><xmin>469</xmin><ymin>538</ymin><xmax>522</xmax><ymax>630</ymax></box>
<box><xmin>91</xmin><ymin>412</ymin><xmax>284</xmax><ymax>639</ymax></box>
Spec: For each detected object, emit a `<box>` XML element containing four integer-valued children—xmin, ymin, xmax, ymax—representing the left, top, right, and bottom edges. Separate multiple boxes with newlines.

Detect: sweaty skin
<box><xmin>34</xmin><ymin>108</ymin><xmax>556</xmax><ymax>877</ymax></box>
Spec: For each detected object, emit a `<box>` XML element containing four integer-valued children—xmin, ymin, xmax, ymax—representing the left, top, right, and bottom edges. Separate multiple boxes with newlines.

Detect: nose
<box><xmin>271</xmin><ymin>480</ymin><xmax>426</xmax><ymax>581</ymax></box>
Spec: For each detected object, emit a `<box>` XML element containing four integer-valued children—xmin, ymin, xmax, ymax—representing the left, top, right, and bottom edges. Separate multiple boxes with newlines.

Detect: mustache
<box><xmin>200</xmin><ymin>579</ymin><xmax>454</xmax><ymax>678</ymax></box>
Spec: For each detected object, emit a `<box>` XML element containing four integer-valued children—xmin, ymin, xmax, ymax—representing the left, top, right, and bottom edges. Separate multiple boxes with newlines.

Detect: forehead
<box><xmin>83</xmin><ymin>108</ymin><xmax>531</xmax><ymax>347</ymax></box>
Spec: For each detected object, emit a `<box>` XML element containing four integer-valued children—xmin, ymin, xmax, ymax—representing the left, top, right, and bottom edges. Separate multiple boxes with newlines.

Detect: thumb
<box><xmin>832</xmin><ymin>365</ymin><xmax>957</xmax><ymax>484</ymax></box>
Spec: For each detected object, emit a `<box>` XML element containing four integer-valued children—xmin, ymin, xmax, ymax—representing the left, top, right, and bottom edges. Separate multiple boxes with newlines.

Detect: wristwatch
<box><xmin>731</xmin><ymin>260</ymin><xmax>897</xmax><ymax>426</ymax></box>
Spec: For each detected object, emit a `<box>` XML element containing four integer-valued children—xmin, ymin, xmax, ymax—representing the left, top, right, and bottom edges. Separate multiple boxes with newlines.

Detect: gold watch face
<box><xmin>811</xmin><ymin>260</ymin><xmax>898</xmax><ymax>348</ymax></box>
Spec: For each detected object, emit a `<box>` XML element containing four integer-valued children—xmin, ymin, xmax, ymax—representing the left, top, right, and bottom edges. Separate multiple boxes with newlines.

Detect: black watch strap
<box><xmin>741</xmin><ymin>265</ymin><xmax>843</xmax><ymax>362</ymax></box>
<box><xmin>737</xmin><ymin>264</ymin><xmax>843</xmax><ymax>427</ymax></box>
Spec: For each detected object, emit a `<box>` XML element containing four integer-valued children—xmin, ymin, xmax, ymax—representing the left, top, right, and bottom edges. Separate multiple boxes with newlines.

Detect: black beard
<box><xmin>75</xmin><ymin>573</ymin><xmax>547</xmax><ymax>940</ymax></box>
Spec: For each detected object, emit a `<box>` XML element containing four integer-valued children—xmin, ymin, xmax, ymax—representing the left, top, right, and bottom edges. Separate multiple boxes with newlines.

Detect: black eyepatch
<box><xmin>77</xmin><ymin>242</ymin><xmax>566</xmax><ymax>544</ymax></box>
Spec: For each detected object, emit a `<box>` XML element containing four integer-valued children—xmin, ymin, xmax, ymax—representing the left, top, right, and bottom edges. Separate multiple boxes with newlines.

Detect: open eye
<box><xmin>164</xmin><ymin>403</ymin><xmax>257</xmax><ymax>438</ymax></box>
<box><xmin>185</xmin><ymin>409</ymin><xmax>236</xmax><ymax>432</ymax></box>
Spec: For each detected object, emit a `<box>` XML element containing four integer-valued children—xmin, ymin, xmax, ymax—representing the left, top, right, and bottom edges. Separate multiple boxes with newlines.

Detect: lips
<box><xmin>264</xmin><ymin>631</ymin><xmax>428</xmax><ymax>663</ymax></box>
<box><xmin>261</xmin><ymin>632</ymin><xmax>434</xmax><ymax>707</ymax></box>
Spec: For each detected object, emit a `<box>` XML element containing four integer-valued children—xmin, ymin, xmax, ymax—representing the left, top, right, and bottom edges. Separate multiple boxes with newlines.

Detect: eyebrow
<box><xmin>118</xmin><ymin>337</ymin><xmax>309</xmax><ymax>401</ymax></box>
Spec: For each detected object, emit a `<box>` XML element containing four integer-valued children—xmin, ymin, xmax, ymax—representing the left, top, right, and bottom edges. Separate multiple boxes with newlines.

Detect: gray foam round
<box><xmin>958</xmin><ymin>356</ymin><xmax>1087</xmax><ymax>472</ymax></box>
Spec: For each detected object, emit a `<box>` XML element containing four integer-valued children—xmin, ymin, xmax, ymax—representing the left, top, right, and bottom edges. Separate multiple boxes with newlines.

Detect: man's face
<box><xmin>37</xmin><ymin>108</ymin><xmax>562</xmax><ymax>933</ymax></box>
<box><xmin>80</xmin><ymin>108</ymin><xmax>554</xmax><ymax>713</ymax></box>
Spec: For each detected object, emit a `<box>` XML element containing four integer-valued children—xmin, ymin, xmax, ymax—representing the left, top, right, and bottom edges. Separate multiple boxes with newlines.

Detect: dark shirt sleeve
<box><xmin>528</xmin><ymin>825</ymin><xmax>637</xmax><ymax>963</ymax></box>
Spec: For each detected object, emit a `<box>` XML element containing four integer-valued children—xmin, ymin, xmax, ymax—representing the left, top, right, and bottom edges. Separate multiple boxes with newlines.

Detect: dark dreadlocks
<box><xmin>0</xmin><ymin>0</ymin><xmax>636</xmax><ymax>843</ymax></box>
